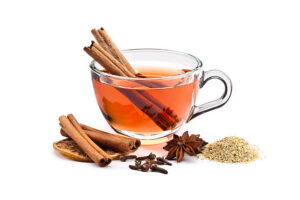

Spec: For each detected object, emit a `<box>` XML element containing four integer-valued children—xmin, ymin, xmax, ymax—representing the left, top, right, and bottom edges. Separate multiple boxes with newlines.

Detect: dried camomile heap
<box><xmin>198</xmin><ymin>136</ymin><xmax>259</xmax><ymax>163</ymax></box>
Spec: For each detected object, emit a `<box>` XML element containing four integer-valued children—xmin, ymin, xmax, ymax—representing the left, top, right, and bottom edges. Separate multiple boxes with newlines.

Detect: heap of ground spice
<box><xmin>199</xmin><ymin>136</ymin><xmax>259</xmax><ymax>163</ymax></box>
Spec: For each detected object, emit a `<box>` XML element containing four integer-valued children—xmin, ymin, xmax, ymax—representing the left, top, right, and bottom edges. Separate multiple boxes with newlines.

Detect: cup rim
<box><xmin>89</xmin><ymin>48</ymin><xmax>203</xmax><ymax>81</ymax></box>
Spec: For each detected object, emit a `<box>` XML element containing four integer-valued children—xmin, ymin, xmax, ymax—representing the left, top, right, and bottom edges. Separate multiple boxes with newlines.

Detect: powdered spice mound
<box><xmin>199</xmin><ymin>136</ymin><xmax>259</xmax><ymax>163</ymax></box>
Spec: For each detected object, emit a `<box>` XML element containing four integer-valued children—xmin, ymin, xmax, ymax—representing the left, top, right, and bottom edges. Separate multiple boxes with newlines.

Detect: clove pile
<box><xmin>119</xmin><ymin>153</ymin><xmax>171</xmax><ymax>174</ymax></box>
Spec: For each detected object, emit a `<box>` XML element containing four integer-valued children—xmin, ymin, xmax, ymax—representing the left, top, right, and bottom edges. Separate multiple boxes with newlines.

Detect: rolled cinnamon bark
<box><xmin>92</xmin><ymin>42</ymin><xmax>134</xmax><ymax>77</ymax></box>
<box><xmin>84</xmin><ymin>45</ymin><xmax>126</xmax><ymax>76</ymax></box>
<box><xmin>91</xmin><ymin>29</ymin><xmax>111</xmax><ymax>54</ymax></box>
<box><xmin>61</xmin><ymin>123</ymin><xmax>141</xmax><ymax>153</ymax></box>
<box><xmin>98</xmin><ymin>27</ymin><xmax>137</xmax><ymax>75</ymax></box>
<box><xmin>59</xmin><ymin>115</ymin><xmax>111</xmax><ymax>167</ymax></box>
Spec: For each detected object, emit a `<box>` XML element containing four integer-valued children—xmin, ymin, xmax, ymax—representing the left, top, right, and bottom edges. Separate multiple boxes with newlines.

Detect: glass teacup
<box><xmin>90</xmin><ymin>49</ymin><xmax>232</xmax><ymax>143</ymax></box>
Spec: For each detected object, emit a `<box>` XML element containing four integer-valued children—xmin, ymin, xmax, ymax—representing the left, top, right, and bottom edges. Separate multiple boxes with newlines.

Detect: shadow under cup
<box><xmin>90</xmin><ymin>49</ymin><xmax>232</xmax><ymax>143</ymax></box>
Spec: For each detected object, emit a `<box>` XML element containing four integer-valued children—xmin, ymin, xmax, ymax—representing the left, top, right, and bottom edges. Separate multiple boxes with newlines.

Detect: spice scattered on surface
<box><xmin>163</xmin><ymin>131</ymin><xmax>207</xmax><ymax>162</ymax></box>
<box><xmin>128</xmin><ymin>153</ymin><xmax>170</xmax><ymax>174</ymax></box>
<box><xmin>199</xmin><ymin>136</ymin><xmax>259</xmax><ymax>163</ymax></box>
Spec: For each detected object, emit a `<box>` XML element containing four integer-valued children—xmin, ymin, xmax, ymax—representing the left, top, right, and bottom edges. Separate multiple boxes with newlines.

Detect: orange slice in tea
<box><xmin>53</xmin><ymin>138</ymin><xmax>123</xmax><ymax>162</ymax></box>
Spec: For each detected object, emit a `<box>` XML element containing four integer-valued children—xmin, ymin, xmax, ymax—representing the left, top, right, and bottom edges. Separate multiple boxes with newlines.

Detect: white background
<box><xmin>1</xmin><ymin>0</ymin><xmax>299</xmax><ymax>199</ymax></box>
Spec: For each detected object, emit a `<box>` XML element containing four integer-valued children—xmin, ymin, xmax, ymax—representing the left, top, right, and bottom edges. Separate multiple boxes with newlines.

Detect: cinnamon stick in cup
<box><xmin>84</xmin><ymin>39</ymin><xmax>178</xmax><ymax>130</ymax></box>
<box><xmin>91</xmin><ymin>29</ymin><xmax>111</xmax><ymax>54</ymax></box>
<box><xmin>92</xmin><ymin>42</ymin><xmax>134</xmax><ymax>77</ymax></box>
<box><xmin>61</xmin><ymin>123</ymin><xmax>141</xmax><ymax>153</ymax></box>
<box><xmin>97</xmin><ymin>28</ymin><xmax>136</xmax><ymax>75</ymax></box>
<box><xmin>59</xmin><ymin>114</ymin><xmax>111</xmax><ymax>167</ymax></box>
<box><xmin>84</xmin><ymin>44</ymin><xmax>126</xmax><ymax>76</ymax></box>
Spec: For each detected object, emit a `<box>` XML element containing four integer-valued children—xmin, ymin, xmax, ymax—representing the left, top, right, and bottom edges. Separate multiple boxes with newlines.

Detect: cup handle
<box><xmin>188</xmin><ymin>70</ymin><xmax>232</xmax><ymax>122</ymax></box>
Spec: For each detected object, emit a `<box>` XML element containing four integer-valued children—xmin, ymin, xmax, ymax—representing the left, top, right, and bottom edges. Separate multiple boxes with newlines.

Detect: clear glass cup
<box><xmin>90</xmin><ymin>49</ymin><xmax>232</xmax><ymax>143</ymax></box>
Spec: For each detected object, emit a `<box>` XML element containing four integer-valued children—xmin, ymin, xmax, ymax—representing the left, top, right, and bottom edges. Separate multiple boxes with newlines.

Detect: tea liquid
<box><xmin>92</xmin><ymin>67</ymin><xmax>199</xmax><ymax>136</ymax></box>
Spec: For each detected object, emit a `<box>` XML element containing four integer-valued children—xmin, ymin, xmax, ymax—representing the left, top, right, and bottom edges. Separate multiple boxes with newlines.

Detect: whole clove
<box><xmin>129</xmin><ymin>160</ymin><xmax>149</xmax><ymax>172</ymax></box>
<box><xmin>148</xmin><ymin>153</ymin><xmax>156</xmax><ymax>160</ymax></box>
<box><xmin>119</xmin><ymin>155</ymin><xmax>137</xmax><ymax>162</ymax></box>
<box><xmin>145</xmin><ymin>159</ymin><xmax>165</xmax><ymax>165</ymax></box>
<box><xmin>129</xmin><ymin>165</ymin><xmax>142</xmax><ymax>170</ymax></box>
<box><xmin>129</xmin><ymin>153</ymin><xmax>171</xmax><ymax>174</ymax></box>
<box><xmin>156</xmin><ymin>157</ymin><xmax>172</xmax><ymax>166</ymax></box>
<box><xmin>150</xmin><ymin>165</ymin><xmax>168</xmax><ymax>174</ymax></box>
<box><xmin>136</xmin><ymin>153</ymin><xmax>156</xmax><ymax>161</ymax></box>
<box><xmin>135</xmin><ymin>160</ymin><xmax>141</xmax><ymax>166</ymax></box>
<box><xmin>141</xmin><ymin>163</ymin><xmax>150</xmax><ymax>172</ymax></box>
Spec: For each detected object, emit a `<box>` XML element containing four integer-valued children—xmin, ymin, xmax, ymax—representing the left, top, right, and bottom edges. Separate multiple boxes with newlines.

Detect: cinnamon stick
<box><xmin>98</xmin><ymin>28</ymin><xmax>136</xmax><ymax>75</ymax></box>
<box><xmin>91</xmin><ymin>29</ymin><xmax>111</xmax><ymax>53</ymax></box>
<box><xmin>91</xmin><ymin>38</ymin><xmax>179</xmax><ymax>122</ymax></box>
<box><xmin>117</xmin><ymin>89</ymin><xmax>176</xmax><ymax>130</ymax></box>
<box><xmin>85</xmin><ymin>28</ymin><xmax>180</xmax><ymax>130</ymax></box>
<box><xmin>84</xmin><ymin>42</ymin><xmax>178</xmax><ymax>130</ymax></box>
<box><xmin>59</xmin><ymin>115</ymin><xmax>111</xmax><ymax>167</ymax></box>
<box><xmin>136</xmin><ymin>90</ymin><xmax>179</xmax><ymax>123</ymax></box>
<box><xmin>84</xmin><ymin>45</ymin><xmax>126</xmax><ymax>76</ymax></box>
<box><xmin>67</xmin><ymin>114</ymin><xmax>111</xmax><ymax>159</ymax></box>
<box><xmin>60</xmin><ymin>123</ymin><xmax>141</xmax><ymax>153</ymax></box>
<box><xmin>92</xmin><ymin>42</ymin><xmax>134</xmax><ymax>77</ymax></box>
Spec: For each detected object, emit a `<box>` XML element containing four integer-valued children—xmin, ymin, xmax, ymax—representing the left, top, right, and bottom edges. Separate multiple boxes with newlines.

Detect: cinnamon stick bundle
<box><xmin>59</xmin><ymin>114</ymin><xmax>111</xmax><ymax>167</ymax></box>
<box><xmin>61</xmin><ymin>123</ymin><xmax>141</xmax><ymax>153</ymax></box>
<box><xmin>91</xmin><ymin>28</ymin><xmax>136</xmax><ymax>75</ymax></box>
<box><xmin>84</xmin><ymin>27</ymin><xmax>179</xmax><ymax>130</ymax></box>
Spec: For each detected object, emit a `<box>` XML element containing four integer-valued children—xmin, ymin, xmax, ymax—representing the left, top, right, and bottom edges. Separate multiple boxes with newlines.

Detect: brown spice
<box><xmin>163</xmin><ymin>131</ymin><xmax>207</xmax><ymax>162</ymax></box>
<box><xmin>129</xmin><ymin>165</ymin><xmax>142</xmax><ymax>170</ymax></box>
<box><xmin>59</xmin><ymin>114</ymin><xmax>111</xmax><ymax>167</ymax></box>
<box><xmin>199</xmin><ymin>136</ymin><xmax>259</xmax><ymax>163</ymax></box>
<box><xmin>119</xmin><ymin>155</ymin><xmax>137</xmax><ymax>162</ymax></box>
<box><xmin>156</xmin><ymin>157</ymin><xmax>172</xmax><ymax>166</ymax></box>
<box><xmin>136</xmin><ymin>152</ymin><xmax>156</xmax><ymax>161</ymax></box>
<box><xmin>151</xmin><ymin>165</ymin><xmax>168</xmax><ymax>174</ymax></box>
<box><xmin>145</xmin><ymin>159</ymin><xmax>165</xmax><ymax>165</ymax></box>
<box><xmin>128</xmin><ymin>153</ymin><xmax>170</xmax><ymax>174</ymax></box>
<box><xmin>77</xmin><ymin>123</ymin><xmax>140</xmax><ymax>152</ymax></box>
<box><xmin>141</xmin><ymin>163</ymin><xmax>151</xmax><ymax>172</ymax></box>
<box><xmin>135</xmin><ymin>160</ymin><xmax>142</xmax><ymax>166</ymax></box>
<box><xmin>98</xmin><ymin>27</ymin><xmax>136</xmax><ymax>75</ymax></box>
<box><xmin>61</xmin><ymin>124</ymin><xmax>141</xmax><ymax>154</ymax></box>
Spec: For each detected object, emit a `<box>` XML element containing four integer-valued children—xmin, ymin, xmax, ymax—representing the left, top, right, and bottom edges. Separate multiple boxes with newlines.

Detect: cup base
<box><xmin>112</xmin><ymin>127</ymin><xmax>181</xmax><ymax>145</ymax></box>
<box><xmin>140</xmin><ymin>135</ymin><xmax>173</xmax><ymax>145</ymax></box>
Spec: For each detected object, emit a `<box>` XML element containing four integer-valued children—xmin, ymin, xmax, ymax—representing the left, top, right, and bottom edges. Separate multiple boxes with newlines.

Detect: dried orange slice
<box><xmin>53</xmin><ymin>138</ymin><xmax>123</xmax><ymax>162</ymax></box>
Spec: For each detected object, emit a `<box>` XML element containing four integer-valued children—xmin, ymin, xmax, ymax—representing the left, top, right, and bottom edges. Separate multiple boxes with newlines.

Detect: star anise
<box><xmin>163</xmin><ymin>131</ymin><xmax>208</xmax><ymax>162</ymax></box>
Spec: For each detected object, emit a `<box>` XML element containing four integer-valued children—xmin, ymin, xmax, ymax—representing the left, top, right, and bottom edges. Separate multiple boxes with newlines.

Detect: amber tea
<box><xmin>92</xmin><ymin>67</ymin><xmax>200</xmax><ymax>137</ymax></box>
